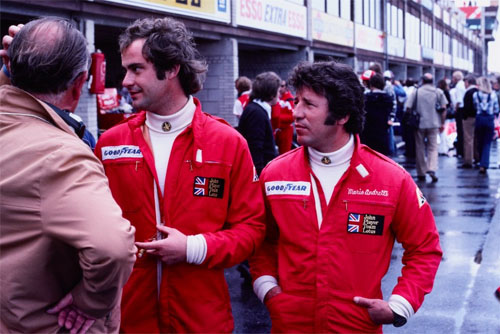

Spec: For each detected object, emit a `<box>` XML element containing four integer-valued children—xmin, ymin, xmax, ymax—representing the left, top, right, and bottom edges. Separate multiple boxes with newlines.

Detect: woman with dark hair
<box><xmin>238</xmin><ymin>71</ymin><xmax>280</xmax><ymax>174</ymax></box>
<box><xmin>360</xmin><ymin>73</ymin><xmax>393</xmax><ymax>156</ymax></box>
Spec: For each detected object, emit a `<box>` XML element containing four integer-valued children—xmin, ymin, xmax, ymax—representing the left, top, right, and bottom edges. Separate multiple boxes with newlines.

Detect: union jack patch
<box><xmin>193</xmin><ymin>176</ymin><xmax>225</xmax><ymax>199</ymax></box>
<box><xmin>347</xmin><ymin>212</ymin><xmax>384</xmax><ymax>235</ymax></box>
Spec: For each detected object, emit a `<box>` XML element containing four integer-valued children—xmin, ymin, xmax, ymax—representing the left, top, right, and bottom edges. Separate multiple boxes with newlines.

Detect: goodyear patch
<box><xmin>265</xmin><ymin>181</ymin><xmax>310</xmax><ymax>196</ymax></box>
<box><xmin>101</xmin><ymin>145</ymin><xmax>142</xmax><ymax>160</ymax></box>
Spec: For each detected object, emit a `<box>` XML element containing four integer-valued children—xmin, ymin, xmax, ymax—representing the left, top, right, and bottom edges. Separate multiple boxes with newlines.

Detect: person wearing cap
<box><xmin>250</xmin><ymin>61</ymin><xmax>442</xmax><ymax>333</ymax></box>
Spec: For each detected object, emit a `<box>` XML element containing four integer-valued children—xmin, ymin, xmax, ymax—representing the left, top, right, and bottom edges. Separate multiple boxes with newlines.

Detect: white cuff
<box><xmin>186</xmin><ymin>234</ymin><xmax>207</xmax><ymax>265</ymax></box>
<box><xmin>253</xmin><ymin>275</ymin><xmax>278</xmax><ymax>303</ymax></box>
<box><xmin>388</xmin><ymin>294</ymin><xmax>415</xmax><ymax>320</ymax></box>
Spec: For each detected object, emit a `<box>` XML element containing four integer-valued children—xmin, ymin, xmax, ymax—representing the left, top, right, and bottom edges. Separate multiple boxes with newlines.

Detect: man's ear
<box><xmin>69</xmin><ymin>71</ymin><xmax>88</xmax><ymax>111</ymax></box>
<box><xmin>166</xmin><ymin>64</ymin><xmax>180</xmax><ymax>80</ymax></box>
<box><xmin>337</xmin><ymin>115</ymin><xmax>350</xmax><ymax>125</ymax></box>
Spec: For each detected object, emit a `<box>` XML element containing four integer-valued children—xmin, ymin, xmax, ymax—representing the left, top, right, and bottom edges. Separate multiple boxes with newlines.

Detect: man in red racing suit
<box><xmin>95</xmin><ymin>17</ymin><xmax>265</xmax><ymax>333</ymax></box>
<box><xmin>250</xmin><ymin>61</ymin><xmax>442</xmax><ymax>333</ymax></box>
<box><xmin>271</xmin><ymin>81</ymin><xmax>295</xmax><ymax>154</ymax></box>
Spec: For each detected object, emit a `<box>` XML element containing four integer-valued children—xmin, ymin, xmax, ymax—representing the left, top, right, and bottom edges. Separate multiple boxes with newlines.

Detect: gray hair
<box><xmin>8</xmin><ymin>17</ymin><xmax>90</xmax><ymax>96</ymax></box>
<box><xmin>477</xmin><ymin>76</ymin><xmax>492</xmax><ymax>94</ymax></box>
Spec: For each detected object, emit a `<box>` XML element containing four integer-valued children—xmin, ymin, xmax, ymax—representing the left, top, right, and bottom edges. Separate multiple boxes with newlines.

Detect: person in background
<box><xmin>406</xmin><ymin>73</ymin><xmax>448</xmax><ymax>182</ymax></box>
<box><xmin>383</xmin><ymin>70</ymin><xmax>397</xmax><ymax>155</ymax></box>
<box><xmin>250</xmin><ymin>61</ymin><xmax>442</xmax><ymax>333</ymax></box>
<box><xmin>473</xmin><ymin>76</ymin><xmax>499</xmax><ymax>174</ymax></box>
<box><xmin>393</xmin><ymin>79</ymin><xmax>407</xmax><ymax>134</ymax></box>
<box><xmin>95</xmin><ymin>17</ymin><xmax>265</xmax><ymax>333</ymax></box>
<box><xmin>402</xmin><ymin>78</ymin><xmax>417</xmax><ymax>158</ymax></box>
<box><xmin>0</xmin><ymin>17</ymin><xmax>136</xmax><ymax>333</ymax></box>
<box><xmin>452</xmin><ymin>71</ymin><xmax>466</xmax><ymax>158</ymax></box>
<box><xmin>360</xmin><ymin>73</ymin><xmax>393</xmax><ymax>156</ymax></box>
<box><xmin>361</xmin><ymin>69</ymin><xmax>375</xmax><ymax>92</ymax></box>
<box><xmin>233</xmin><ymin>76</ymin><xmax>252</xmax><ymax>122</ymax></box>
<box><xmin>239</xmin><ymin>71</ymin><xmax>280</xmax><ymax>175</ymax></box>
<box><xmin>460</xmin><ymin>75</ymin><xmax>478</xmax><ymax>168</ymax></box>
<box><xmin>437</xmin><ymin>79</ymin><xmax>453</xmax><ymax>156</ymax></box>
<box><xmin>271</xmin><ymin>79</ymin><xmax>295</xmax><ymax>154</ymax></box>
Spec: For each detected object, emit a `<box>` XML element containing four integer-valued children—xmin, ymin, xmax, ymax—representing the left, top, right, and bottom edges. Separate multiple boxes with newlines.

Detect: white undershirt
<box><xmin>146</xmin><ymin>96</ymin><xmax>207</xmax><ymax>265</ymax></box>
<box><xmin>253</xmin><ymin>135</ymin><xmax>414</xmax><ymax>321</ymax></box>
<box><xmin>308</xmin><ymin>135</ymin><xmax>354</xmax><ymax>207</ymax></box>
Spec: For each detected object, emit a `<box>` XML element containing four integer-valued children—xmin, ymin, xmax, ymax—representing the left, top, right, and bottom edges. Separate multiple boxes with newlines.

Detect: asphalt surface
<box><xmin>226</xmin><ymin>140</ymin><xmax>500</xmax><ymax>334</ymax></box>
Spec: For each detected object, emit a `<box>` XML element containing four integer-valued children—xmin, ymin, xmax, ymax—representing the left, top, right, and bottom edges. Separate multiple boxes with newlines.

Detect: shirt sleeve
<box><xmin>200</xmin><ymin>135</ymin><xmax>266</xmax><ymax>269</ymax></box>
<box><xmin>390</xmin><ymin>172</ymin><xmax>442</xmax><ymax>313</ymax></box>
<box><xmin>41</xmin><ymin>143</ymin><xmax>136</xmax><ymax>318</ymax></box>
<box><xmin>249</xmin><ymin>174</ymin><xmax>280</xmax><ymax>286</ymax></box>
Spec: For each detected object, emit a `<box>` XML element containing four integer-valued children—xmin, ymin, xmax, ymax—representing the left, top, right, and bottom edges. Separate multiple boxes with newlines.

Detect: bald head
<box><xmin>8</xmin><ymin>17</ymin><xmax>90</xmax><ymax>95</ymax></box>
<box><xmin>422</xmin><ymin>73</ymin><xmax>433</xmax><ymax>84</ymax></box>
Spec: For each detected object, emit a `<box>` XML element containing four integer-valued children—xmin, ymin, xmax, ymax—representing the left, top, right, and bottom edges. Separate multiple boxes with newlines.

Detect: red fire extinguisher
<box><xmin>90</xmin><ymin>50</ymin><xmax>106</xmax><ymax>94</ymax></box>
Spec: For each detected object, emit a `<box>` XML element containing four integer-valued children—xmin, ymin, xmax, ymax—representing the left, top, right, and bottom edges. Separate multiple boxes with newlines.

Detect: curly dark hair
<box><xmin>289</xmin><ymin>61</ymin><xmax>365</xmax><ymax>134</ymax></box>
<box><xmin>119</xmin><ymin>17</ymin><xmax>207</xmax><ymax>96</ymax></box>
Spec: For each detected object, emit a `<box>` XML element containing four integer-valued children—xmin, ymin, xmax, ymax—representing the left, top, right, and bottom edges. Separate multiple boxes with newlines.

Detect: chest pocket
<box><xmin>174</xmin><ymin>160</ymin><xmax>232</xmax><ymax>233</ymax></box>
<box><xmin>340</xmin><ymin>200</ymin><xmax>395</xmax><ymax>254</ymax></box>
<box><xmin>103</xmin><ymin>159</ymin><xmax>148</xmax><ymax>213</ymax></box>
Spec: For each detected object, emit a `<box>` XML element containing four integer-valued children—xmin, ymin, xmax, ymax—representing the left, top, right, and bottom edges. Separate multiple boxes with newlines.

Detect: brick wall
<box><xmin>195</xmin><ymin>38</ymin><xmax>238</xmax><ymax>126</ymax></box>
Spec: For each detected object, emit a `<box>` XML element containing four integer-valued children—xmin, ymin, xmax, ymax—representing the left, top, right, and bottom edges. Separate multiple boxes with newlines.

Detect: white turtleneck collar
<box><xmin>253</xmin><ymin>99</ymin><xmax>272</xmax><ymax>119</ymax></box>
<box><xmin>145</xmin><ymin>95</ymin><xmax>196</xmax><ymax>134</ymax></box>
<box><xmin>308</xmin><ymin>135</ymin><xmax>355</xmax><ymax>168</ymax></box>
<box><xmin>308</xmin><ymin>135</ymin><xmax>354</xmax><ymax>209</ymax></box>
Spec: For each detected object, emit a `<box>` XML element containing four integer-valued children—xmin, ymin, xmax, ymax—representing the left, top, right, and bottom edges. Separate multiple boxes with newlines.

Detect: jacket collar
<box><xmin>128</xmin><ymin>97</ymin><xmax>207</xmax><ymax>167</ymax></box>
<box><xmin>302</xmin><ymin>134</ymin><xmax>373</xmax><ymax>182</ymax></box>
<box><xmin>0</xmin><ymin>85</ymin><xmax>78</xmax><ymax>139</ymax></box>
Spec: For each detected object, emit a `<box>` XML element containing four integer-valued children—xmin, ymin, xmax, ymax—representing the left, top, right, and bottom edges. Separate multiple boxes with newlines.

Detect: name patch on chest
<box><xmin>193</xmin><ymin>176</ymin><xmax>225</xmax><ymax>199</ymax></box>
<box><xmin>101</xmin><ymin>145</ymin><xmax>143</xmax><ymax>160</ymax></box>
<box><xmin>265</xmin><ymin>181</ymin><xmax>311</xmax><ymax>196</ymax></box>
<box><xmin>347</xmin><ymin>213</ymin><xmax>384</xmax><ymax>235</ymax></box>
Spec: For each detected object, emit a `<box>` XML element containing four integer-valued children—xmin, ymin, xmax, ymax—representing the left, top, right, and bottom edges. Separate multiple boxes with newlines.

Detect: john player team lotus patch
<box><xmin>347</xmin><ymin>212</ymin><xmax>384</xmax><ymax>235</ymax></box>
<box><xmin>193</xmin><ymin>176</ymin><xmax>225</xmax><ymax>199</ymax></box>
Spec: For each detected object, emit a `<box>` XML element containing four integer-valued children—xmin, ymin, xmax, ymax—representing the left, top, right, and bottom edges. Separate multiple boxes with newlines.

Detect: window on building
<box><xmin>312</xmin><ymin>0</ymin><xmax>325</xmax><ymax>11</ymax></box>
<box><xmin>391</xmin><ymin>5</ymin><xmax>398</xmax><ymax>36</ymax></box>
<box><xmin>326</xmin><ymin>0</ymin><xmax>340</xmax><ymax>16</ymax></box>
<box><xmin>340</xmin><ymin>0</ymin><xmax>351</xmax><ymax>20</ymax></box>
<box><xmin>363</xmin><ymin>0</ymin><xmax>370</xmax><ymax>26</ymax></box>
<box><xmin>355</xmin><ymin>1</ymin><xmax>363</xmax><ymax>23</ymax></box>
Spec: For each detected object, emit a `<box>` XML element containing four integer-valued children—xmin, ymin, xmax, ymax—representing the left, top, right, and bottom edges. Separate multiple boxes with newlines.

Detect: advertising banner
<box><xmin>355</xmin><ymin>24</ymin><xmax>384</xmax><ymax>53</ymax></box>
<box><xmin>236</xmin><ymin>0</ymin><xmax>307</xmax><ymax>39</ymax></box>
<box><xmin>312</xmin><ymin>10</ymin><xmax>353</xmax><ymax>47</ymax></box>
<box><xmin>100</xmin><ymin>0</ymin><xmax>230</xmax><ymax>23</ymax></box>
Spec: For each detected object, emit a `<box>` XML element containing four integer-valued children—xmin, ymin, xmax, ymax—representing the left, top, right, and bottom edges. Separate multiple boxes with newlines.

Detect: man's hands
<box><xmin>135</xmin><ymin>225</ymin><xmax>187</xmax><ymax>265</ymax></box>
<box><xmin>353</xmin><ymin>296</ymin><xmax>394</xmax><ymax>324</ymax></box>
<box><xmin>1</xmin><ymin>24</ymin><xmax>23</xmax><ymax>67</ymax></box>
<box><xmin>47</xmin><ymin>293</ymin><xmax>95</xmax><ymax>334</ymax></box>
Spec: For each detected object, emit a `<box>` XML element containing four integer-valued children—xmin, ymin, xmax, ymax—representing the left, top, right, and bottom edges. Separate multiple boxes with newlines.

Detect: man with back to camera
<box><xmin>250</xmin><ymin>61</ymin><xmax>442</xmax><ymax>333</ymax></box>
<box><xmin>406</xmin><ymin>73</ymin><xmax>448</xmax><ymax>182</ymax></box>
<box><xmin>238</xmin><ymin>71</ymin><xmax>280</xmax><ymax>175</ymax></box>
<box><xmin>0</xmin><ymin>17</ymin><xmax>136</xmax><ymax>333</ymax></box>
<box><xmin>94</xmin><ymin>17</ymin><xmax>265</xmax><ymax>333</ymax></box>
